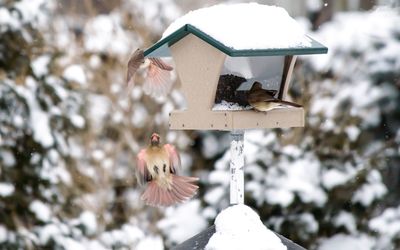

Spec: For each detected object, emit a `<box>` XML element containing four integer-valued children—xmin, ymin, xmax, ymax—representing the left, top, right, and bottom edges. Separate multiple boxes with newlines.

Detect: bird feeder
<box><xmin>143</xmin><ymin>3</ymin><xmax>327</xmax><ymax>250</ymax></box>
<box><xmin>144</xmin><ymin>26</ymin><xmax>327</xmax><ymax>131</ymax></box>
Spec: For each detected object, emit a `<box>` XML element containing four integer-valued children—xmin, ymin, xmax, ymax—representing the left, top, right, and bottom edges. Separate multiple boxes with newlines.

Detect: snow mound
<box><xmin>163</xmin><ymin>3</ymin><xmax>311</xmax><ymax>50</ymax></box>
<box><xmin>206</xmin><ymin>204</ymin><xmax>286</xmax><ymax>250</ymax></box>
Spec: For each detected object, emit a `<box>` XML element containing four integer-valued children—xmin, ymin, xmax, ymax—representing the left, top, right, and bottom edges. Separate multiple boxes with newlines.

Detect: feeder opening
<box><xmin>213</xmin><ymin>55</ymin><xmax>286</xmax><ymax>111</ymax></box>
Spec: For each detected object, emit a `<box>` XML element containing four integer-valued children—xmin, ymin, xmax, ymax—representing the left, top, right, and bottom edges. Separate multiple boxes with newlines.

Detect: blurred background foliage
<box><xmin>0</xmin><ymin>0</ymin><xmax>400</xmax><ymax>249</ymax></box>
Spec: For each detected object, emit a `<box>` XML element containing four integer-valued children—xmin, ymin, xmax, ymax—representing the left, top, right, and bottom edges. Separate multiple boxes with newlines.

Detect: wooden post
<box><xmin>278</xmin><ymin>55</ymin><xmax>297</xmax><ymax>100</ymax></box>
<box><xmin>230</xmin><ymin>130</ymin><xmax>244</xmax><ymax>204</ymax></box>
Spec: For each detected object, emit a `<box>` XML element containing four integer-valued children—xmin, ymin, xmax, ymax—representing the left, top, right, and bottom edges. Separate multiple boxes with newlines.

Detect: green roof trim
<box><xmin>144</xmin><ymin>24</ymin><xmax>328</xmax><ymax>58</ymax></box>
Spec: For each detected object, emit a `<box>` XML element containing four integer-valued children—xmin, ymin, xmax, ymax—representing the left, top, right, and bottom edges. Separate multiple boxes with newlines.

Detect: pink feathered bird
<box><xmin>136</xmin><ymin>133</ymin><xmax>199</xmax><ymax>207</ymax></box>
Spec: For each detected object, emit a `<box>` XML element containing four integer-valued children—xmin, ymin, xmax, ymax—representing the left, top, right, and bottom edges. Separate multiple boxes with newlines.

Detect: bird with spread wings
<box><xmin>136</xmin><ymin>133</ymin><xmax>199</xmax><ymax>207</ymax></box>
<box><xmin>126</xmin><ymin>49</ymin><xmax>174</xmax><ymax>97</ymax></box>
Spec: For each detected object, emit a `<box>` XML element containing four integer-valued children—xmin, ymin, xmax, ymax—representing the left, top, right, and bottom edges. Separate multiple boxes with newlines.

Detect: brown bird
<box><xmin>126</xmin><ymin>49</ymin><xmax>174</xmax><ymax>97</ymax></box>
<box><xmin>136</xmin><ymin>133</ymin><xmax>199</xmax><ymax>207</ymax></box>
<box><xmin>247</xmin><ymin>82</ymin><xmax>302</xmax><ymax>112</ymax></box>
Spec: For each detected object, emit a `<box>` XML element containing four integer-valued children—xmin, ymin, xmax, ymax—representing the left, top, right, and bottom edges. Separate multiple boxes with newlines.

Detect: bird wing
<box><xmin>126</xmin><ymin>49</ymin><xmax>145</xmax><ymax>86</ymax></box>
<box><xmin>249</xmin><ymin>91</ymin><xmax>275</xmax><ymax>102</ymax></box>
<box><xmin>163</xmin><ymin>144</ymin><xmax>181</xmax><ymax>174</ymax></box>
<box><xmin>136</xmin><ymin>149</ymin><xmax>151</xmax><ymax>185</ymax></box>
<box><xmin>143</xmin><ymin>63</ymin><xmax>173</xmax><ymax>97</ymax></box>
<box><xmin>149</xmin><ymin>58</ymin><xmax>173</xmax><ymax>71</ymax></box>
<box><xmin>249</xmin><ymin>101</ymin><xmax>282</xmax><ymax>112</ymax></box>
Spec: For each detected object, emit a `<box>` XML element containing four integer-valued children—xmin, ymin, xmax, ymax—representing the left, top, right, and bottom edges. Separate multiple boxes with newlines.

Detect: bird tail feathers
<box><xmin>141</xmin><ymin>175</ymin><xmax>199</xmax><ymax>207</ymax></box>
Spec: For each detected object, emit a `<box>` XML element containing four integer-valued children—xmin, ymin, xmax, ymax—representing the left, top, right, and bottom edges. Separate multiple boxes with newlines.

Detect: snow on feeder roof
<box><xmin>145</xmin><ymin>3</ymin><xmax>327</xmax><ymax>57</ymax></box>
<box><xmin>144</xmin><ymin>3</ymin><xmax>327</xmax><ymax>131</ymax></box>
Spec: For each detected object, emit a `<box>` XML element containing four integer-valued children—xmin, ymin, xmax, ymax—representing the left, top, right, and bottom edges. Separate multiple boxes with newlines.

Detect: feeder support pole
<box><xmin>230</xmin><ymin>130</ymin><xmax>245</xmax><ymax>205</ymax></box>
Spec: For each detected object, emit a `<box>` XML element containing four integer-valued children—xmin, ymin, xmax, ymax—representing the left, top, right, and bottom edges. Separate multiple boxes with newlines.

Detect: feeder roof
<box><xmin>144</xmin><ymin>3</ymin><xmax>327</xmax><ymax>58</ymax></box>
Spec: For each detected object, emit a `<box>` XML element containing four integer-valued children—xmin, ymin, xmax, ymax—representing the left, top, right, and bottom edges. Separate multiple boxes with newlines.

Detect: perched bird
<box><xmin>126</xmin><ymin>49</ymin><xmax>174</xmax><ymax>97</ymax></box>
<box><xmin>247</xmin><ymin>82</ymin><xmax>302</xmax><ymax>112</ymax></box>
<box><xmin>136</xmin><ymin>133</ymin><xmax>199</xmax><ymax>207</ymax></box>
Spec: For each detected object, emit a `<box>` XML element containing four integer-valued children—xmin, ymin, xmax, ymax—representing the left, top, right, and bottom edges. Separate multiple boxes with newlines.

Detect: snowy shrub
<box><xmin>1</xmin><ymin>1</ymin><xmax>400</xmax><ymax>250</ymax></box>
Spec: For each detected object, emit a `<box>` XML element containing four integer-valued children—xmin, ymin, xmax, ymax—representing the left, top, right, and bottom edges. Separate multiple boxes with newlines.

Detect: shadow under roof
<box><xmin>144</xmin><ymin>24</ymin><xmax>327</xmax><ymax>58</ymax></box>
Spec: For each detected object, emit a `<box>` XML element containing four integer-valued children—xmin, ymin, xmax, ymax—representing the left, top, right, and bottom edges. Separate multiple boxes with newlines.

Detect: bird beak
<box><xmin>151</xmin><ymin>133</ymin><xmax>160</xmax><ymax>145</ymax></box>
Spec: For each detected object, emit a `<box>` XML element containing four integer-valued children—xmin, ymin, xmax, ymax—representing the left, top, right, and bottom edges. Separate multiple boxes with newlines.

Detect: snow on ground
<box><xmin>206</xmin><ymin>204</ymin><xmax>286</xmax><ymax>250</ymax></box>
<box><xmin>163</xmin><ymin>3</ymin><xmax>311</xmax><ymax>50</ymax></box>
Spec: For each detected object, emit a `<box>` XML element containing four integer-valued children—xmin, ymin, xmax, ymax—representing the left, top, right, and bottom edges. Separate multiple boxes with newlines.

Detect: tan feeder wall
<box><xmin>169</xmin><ymin>34</ymin><xmax>303</xmax><ymax>131</ymax></box>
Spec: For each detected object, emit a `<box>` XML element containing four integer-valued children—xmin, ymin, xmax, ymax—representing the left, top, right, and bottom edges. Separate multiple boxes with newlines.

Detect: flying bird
<box><xmin>247</xmin><ymin>82</ymin><xmax>302</xmax><ymax>112</ymax></box>
<box><xmin>126</xmin><ymin>49</ymin><xmax>174</xmax><ymax>97</ymax></box>
<box><xmin>136</xmin><ymin>133</ymin><xmax>199</xmax><ymax>207</ymax></box>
